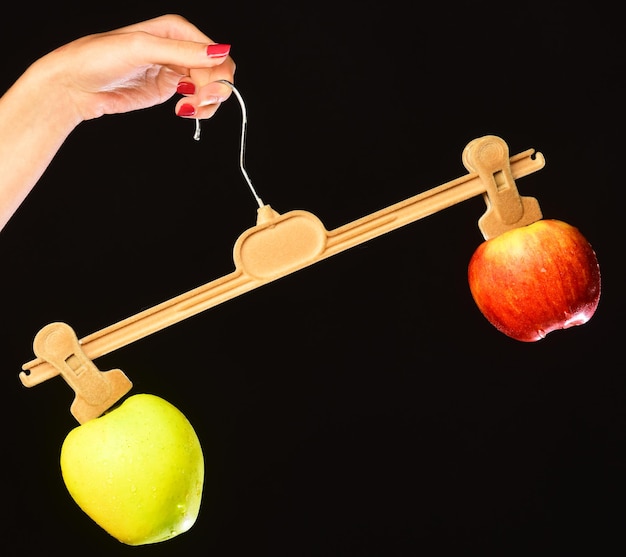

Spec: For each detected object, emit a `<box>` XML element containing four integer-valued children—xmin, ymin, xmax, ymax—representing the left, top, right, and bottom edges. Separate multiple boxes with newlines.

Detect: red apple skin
<box><xmin>468</xmin><ymin>219</ymin><xmax>601</xmax><ymax>342</ymax></box>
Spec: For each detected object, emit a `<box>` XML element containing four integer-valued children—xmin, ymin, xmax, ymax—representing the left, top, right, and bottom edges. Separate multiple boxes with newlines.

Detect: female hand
<box><xmin>35</xmin><ymin>13</ymin><xmax>236</xmax><ymax>124</ymax></box>
<box><xmin>0</xmin><ymin>14</ymin><xmax>235</xmax><ymax>231</ymax></box>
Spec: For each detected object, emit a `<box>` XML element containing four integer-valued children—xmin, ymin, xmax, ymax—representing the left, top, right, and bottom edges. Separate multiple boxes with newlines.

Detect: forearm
<box><xmin>0</xmin><ymin>15</ymin><xmax>235</xmax><ymax>232</ymax></box>
<box><xmin>0</xmin><ymin>59</ymin><xmax>81</xmax><ymax>231</ymax></box>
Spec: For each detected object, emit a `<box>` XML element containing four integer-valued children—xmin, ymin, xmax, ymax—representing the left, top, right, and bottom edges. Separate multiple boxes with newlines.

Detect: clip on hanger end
<box><xmin>30</xmin><ymin>322</ymin><xmax>132</xmax><ymax>424</ymax></box>
<box><xmin>463</xmin><ymin>135</ymin><xmax>544</xmax><ymax>240</ymax></box>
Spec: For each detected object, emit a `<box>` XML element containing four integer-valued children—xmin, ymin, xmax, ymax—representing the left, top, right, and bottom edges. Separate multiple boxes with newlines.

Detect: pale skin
<box><xmin>0</xmin><ymin>14</ymin><xmax>236</xmax><ymax>232</ymax></box>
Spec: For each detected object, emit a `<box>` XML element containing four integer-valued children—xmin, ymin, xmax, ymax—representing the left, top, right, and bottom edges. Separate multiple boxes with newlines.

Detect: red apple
<box><xmin>468</xmin><ymin>219</ymin><xmax>601</xmax><ymax>342</ymax></box>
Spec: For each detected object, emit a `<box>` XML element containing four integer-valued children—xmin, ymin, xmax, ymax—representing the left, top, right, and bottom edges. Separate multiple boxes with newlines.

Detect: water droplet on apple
<box><xmin>563</xmin><ymin>309</ymin><xmax>589</xmax><ymax>328</ymax></box>
<box><xmin>537</xmin><ymin>329</ymin><xmax>546</xmax><ymax>339</ymax></box>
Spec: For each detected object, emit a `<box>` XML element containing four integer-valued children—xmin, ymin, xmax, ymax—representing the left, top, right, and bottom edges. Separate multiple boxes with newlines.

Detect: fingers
<box><xmin>112</xmin><ymin>14</ymin><xmax>213</xmax><ymax>43</ymax></box>
<box><xmin>118</xmin><ymin>33</ymin><xmax>234</xmax><ymax>75</ymax></box>
<box><xmin>97</xmin><ymin>14</ymin><xmax>237</xmax><ymax>120</ymax></box>
<box><xmin>116</xmin><ymin>16</ymin><xmax>237</xmax><ymax>119</ymax></box>
<box><xmin>175</xmin><ymin>75</ymin><xmax>236</xmax><ymax>120</ymax></box>
<box><xmin>112</xmin><ymin>25</ymin><xmax>236</xmax><ymax>119</ymax></box>
<box><xmin>108</xmin><ymin>14</ymin><xmax>233</xmax><ymax>73</ymax></box>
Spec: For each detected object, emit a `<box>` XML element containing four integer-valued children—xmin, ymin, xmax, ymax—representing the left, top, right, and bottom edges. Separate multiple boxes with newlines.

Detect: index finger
<box><xmin>110</xmin><ymin>14</ymin><xmax>214</xmax><ymax>43</ymax></box>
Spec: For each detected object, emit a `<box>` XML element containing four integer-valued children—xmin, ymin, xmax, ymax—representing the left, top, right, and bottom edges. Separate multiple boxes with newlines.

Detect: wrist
<box><xmin>17</xmin><ymin>54</ymin><xmax>84</xmax><ymax>134</ymax></box>
<box><xmin>27</xmin><ymin>54</ymin><xmax>83</xmax><ymax>130</ymax></box>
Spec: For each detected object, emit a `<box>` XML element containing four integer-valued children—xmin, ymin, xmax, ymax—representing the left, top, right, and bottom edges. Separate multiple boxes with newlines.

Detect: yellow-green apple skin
<box><xmin>468</xmin><ymin>219</ymin><xmax>601</xmax><ymax>342</ymax></box>
<box><xmin>60</xmin><ymin>393</ymin><xmax>204</xmax><ymax>545</ymax></box>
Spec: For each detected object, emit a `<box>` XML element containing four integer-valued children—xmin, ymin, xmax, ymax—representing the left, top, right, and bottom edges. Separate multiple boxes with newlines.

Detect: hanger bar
<box><xmin>20</xmin><ymin>136</ymin><xmax>544</xmax><ymax>387</ymax></box>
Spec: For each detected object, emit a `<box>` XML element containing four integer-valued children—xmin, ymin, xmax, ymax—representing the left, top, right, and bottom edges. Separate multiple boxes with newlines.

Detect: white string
<box><xmin>192</xmin><ymin>81</ymin><xmax>264</xmax><ymax>208</ymax></box>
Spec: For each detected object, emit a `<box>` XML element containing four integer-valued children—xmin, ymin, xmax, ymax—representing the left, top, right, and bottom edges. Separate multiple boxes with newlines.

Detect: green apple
<box><xmin>60</xmin><ymin>393</ymin><xmax>204</xmax><ymax>545</ymax></box>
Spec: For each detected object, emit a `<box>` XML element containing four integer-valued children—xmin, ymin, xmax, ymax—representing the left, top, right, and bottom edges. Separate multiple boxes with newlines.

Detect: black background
<box><xmin>1</xmin><ymin>2</ymin><xmax>623</xmax><ymax>555</ymax></box>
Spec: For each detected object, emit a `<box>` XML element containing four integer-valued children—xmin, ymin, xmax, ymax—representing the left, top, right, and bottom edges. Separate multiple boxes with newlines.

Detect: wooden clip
<box><xmin>463</xmin><ymin>135</ymin><xmax>543</xmax><ymax>239</ymax></box>
<box><xmin>32</xmin><ymin>322</ymin><xmax>132</xmax><ymax>423</ymax></box>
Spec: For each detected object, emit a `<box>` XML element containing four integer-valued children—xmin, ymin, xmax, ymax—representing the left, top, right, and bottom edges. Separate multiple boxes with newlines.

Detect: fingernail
<box><xmin>206</xmin><ymin>43</ymin><xmax>231</xmax><ymax>58</ymax></box>
<box><xmin>176</xmin><ymin>81</ymin><xmax>195</xmax><ymax>95</ymax></box>
<box><xmin>177</xmin><ymin>103</ymin><xmax>196</xmax><ymax>117</ymax></box>
<box><xmin>199</xmin><ymin>96</ymin><xmax>223</xmax><ymax>107</ymax></box>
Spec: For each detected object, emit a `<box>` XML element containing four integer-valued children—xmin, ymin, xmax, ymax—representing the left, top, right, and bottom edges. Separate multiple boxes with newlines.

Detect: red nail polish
<box><xmin>176</xmin><ymin>82</ymin><xmax>195</xmax><ymax>95</ymax></box>
<box><xmin>177</xmin><ymin>103</ymin><xmax>196</xmax><ymax>117</ymax></box>
<box><xmin>206</xmin><ymin>43</ymin><xmax>231</xmax><ymax>58</ymax></box>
